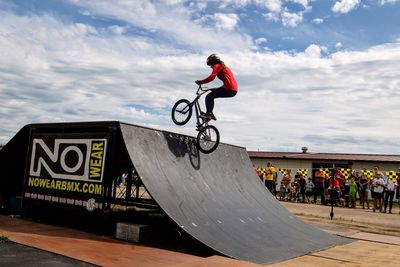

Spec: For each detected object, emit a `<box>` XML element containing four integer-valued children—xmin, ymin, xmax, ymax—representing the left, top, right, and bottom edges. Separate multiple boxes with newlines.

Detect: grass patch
<box><xmin>0</xmin><ymin>236</ymin><xmax>9</xmax><ymax>243</ymax></box>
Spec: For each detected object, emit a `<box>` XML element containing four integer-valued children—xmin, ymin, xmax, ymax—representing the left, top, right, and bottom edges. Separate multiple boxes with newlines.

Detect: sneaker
<box><xmin>200</xmin><ymin>112</ymin><xmax>217</xmax><ymax>121</ymax></box>
<box><xmin>199</xmin><ymin>112</ymin><xmax>211</xmax><ymax>120</ymax></box>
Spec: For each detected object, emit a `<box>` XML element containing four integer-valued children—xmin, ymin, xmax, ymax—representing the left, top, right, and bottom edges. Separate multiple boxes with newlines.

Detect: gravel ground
<box><xmin>280</xmin><ymin>201</ymin><xmax>400</xmax><ymax>236</ymax></box>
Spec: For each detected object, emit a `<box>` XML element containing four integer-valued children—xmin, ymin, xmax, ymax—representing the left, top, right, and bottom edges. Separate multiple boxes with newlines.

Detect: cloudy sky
<box><xmin>0</xmin><ymin>0</ymin><xmax>399</xmax><ymax>154</ymax></box>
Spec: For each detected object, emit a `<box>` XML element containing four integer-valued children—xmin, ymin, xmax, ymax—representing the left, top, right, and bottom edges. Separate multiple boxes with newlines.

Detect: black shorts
<box><xmin>372</xmin><ymin>191</ymin><xmax>382</xmax><ymax>199</ymax></box>
<box><xmin>264</xmin><ymin>180</ymin><xmax>274</xmax><ymax>191</ymax></box>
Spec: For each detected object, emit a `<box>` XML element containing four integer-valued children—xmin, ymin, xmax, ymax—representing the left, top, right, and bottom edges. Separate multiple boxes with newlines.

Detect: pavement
<box><xmin>0</xmin><ymin>201</ymin><xmax>399</xmax><ymax>266</ymax></box>
<box><xmin>0</xmin><ymin>241</ymin><xmax>96</xmax><ymax>267</ymax></box>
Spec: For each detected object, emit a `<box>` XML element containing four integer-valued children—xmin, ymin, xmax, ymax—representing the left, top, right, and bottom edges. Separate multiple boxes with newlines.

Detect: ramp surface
<box><xmin>120</xmin><ymin>123</ymin><xmax>350</xmax><ymax>264</ymax></box>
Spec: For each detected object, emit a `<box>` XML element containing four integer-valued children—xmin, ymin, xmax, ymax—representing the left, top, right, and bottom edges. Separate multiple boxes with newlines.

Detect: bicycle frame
<box><xmin>191</xmin><ymin>85</ymin><xmax>210</xmax><ymax>131</ymax></box>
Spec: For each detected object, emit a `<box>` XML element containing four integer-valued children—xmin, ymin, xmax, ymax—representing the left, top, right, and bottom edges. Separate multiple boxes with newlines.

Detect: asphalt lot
<box><xmin>0</xmin><ymin>240</ymin><xmax>96</xmax><ymax>267</ymax></box>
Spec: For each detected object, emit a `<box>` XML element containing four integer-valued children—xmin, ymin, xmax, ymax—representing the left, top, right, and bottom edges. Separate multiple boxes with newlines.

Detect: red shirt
<box><xmin>314</xmin><ymin>170</ymin><xmax>326</xmax><ymax>183</ymax></box>
<box><xmin>199</xmin><ymin>64</ymin><xmax>238</xmax><ymax>91</ymax></box>
<box><xmin>329</xmin><ymin>178</ymin><xmax>340</xmax><ymax>191</ymax></box>
<box><xmin>335</xmin><ymin>171</ymin><xmax>345</xmax><ymax>189</ymax></box>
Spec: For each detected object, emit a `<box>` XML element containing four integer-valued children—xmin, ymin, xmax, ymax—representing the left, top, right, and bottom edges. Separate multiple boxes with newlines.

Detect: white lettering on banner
<box><xmin>24</xmin><ymin>192</ymin><xmax>103</xmax><ymax>210</ymax></box>
<box><xmin>29</xmin><ymin>138</ymin><xmax>106</xmax><ymax>182</ymax></box>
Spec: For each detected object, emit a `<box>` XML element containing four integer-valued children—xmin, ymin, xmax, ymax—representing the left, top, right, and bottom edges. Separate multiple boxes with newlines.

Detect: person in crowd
<box><xmin>373</xmin><ymin>166</ymin><xmax>386</xmax><ymax>204</ymax></box>
<box><xmin>289</xmin><ymin>182</ymin><xmax>297</xmax><ymax>201</ymax></box>
<box><xmin>332</xmin><ymin>168</ymin><xmax>346</xmax><ymax>206</ymax></box>
<box><xmin>396</xmin><ymin>170</ymin><xmax>400</xmax><ymax>214</ymax></box>
<box><xmin>264</xmin><ymin>162</ymin><xmax>275</xmax><ymax>193</ymax></box>
<box><xmin>279</xmin><ymin>181</ymin><xmax>286</xmax><ymax>201</ymax></box>
<box><xmin>327</xmin><ymin>169</ymin><xmax>341</xmax><ymax>205</ymax></box>
<box><xmin>295</xmin><ymin>171</ymin><xmax>306</xmax><ymax>203</ymax></box>
<box><xmin>255</xmin><ymin>167</ymin><xmax>263</xmax><ymax>182</ymax></box>
<box><xmin>313</xmin><ymin>167</ymin><xmax>326</xmax><ymax>204</ymax></box>
<box><xmin>348</xmin><ymin>162</ymin><xmax>359</xmax><ymax>205</ymax></box>
<box><xmin>349</xmin><ymin>177</ymin><xmax>358</xmax><ymax>208</ymax></box>
<box><xmin>359</xmin><ymin>169</ymin><xmax>370</xmax><ymax>209</ymax></box>
<box><xmin>371</xmin><ymin>171</ymin><xmax>386</xmax><ymax>212</ymax></box>
<box><xmin>383</xmin><ymin>175</ymin><xmax>395</xmax><ymax>213</ymax></box>
<box><xmin>273</xmin><ymin>164</ymin><xmax>278</xmax><ymax>197</ymax></box>
<box><xmin>281</xmin><ymin>169</ymin><xmax>292</xmax><ymax>200</ymax></box>
<box><xmin>354</xmin><ymin>172</ymin><xmax>362</xmax><ymax>205</ymax></box>
<box><xmin>305</xmin><ymin>177</ymin><xmax>314</xmax><ymax>204</ymax></box>
<box><xmin>343</xmin><ymin>176</ymin><xmax>350</xmax><ymax>207</ymax></box>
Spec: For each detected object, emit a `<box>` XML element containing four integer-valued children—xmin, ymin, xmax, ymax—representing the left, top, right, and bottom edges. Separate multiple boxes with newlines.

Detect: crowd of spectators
<box><xmin>256</xmin><ymin>163</ymin><xmax>400</xmax><ymax>214</ymax></box>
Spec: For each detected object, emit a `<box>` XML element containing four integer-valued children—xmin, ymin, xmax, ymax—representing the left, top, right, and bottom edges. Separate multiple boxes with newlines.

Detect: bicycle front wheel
<box><xmin>197</xmin><ymin>125</ymin><xmax>220</xmax><ymax>154</ymax></box>
<box><xmin>171</xmin><ymin>99</ymin><xmax>192</xmax><ymax>125</ymax></box>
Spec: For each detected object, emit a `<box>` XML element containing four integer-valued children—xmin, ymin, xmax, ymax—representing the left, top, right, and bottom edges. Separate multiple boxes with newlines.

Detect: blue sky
<box><xmin>0</xmin><ymin>0</ymin><xmax>400</xmax><ymax>154</ymax></box>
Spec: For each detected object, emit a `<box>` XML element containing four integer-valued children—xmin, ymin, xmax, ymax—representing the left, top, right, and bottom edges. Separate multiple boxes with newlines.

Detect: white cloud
<box><xmin>255</xmin><ymin>37</ymin><xmax>268</xmax><ymax>45</ymax></box>
<box><xmin>262</xmin><ymin>0</ymin><xmax>310</xmax><ymax>28</ymax></box>
<box><xmin>335</xmin><ymin>42</ymin><xmax>343</xmax><ymax>49</ymax></box>
<box><xmin>66</xmin><ymin>0</ymin><xmax>252</xmax><ymax>52</ymax></box>
<box><xmin>304</xmin><ymin>44</ymin><xmax>328</xmax><ymax>57</ymax></box>
<box><xmin>108</xmin><ymin>25</ymin><xmax>127</xmax><ymax>35</ymax></box>
<box><xmin>162</xmin><ymin>0</ymin><xmax>185</xmax><ymax>5</ymax></box>
<box><xmin>1</xmin><ymin>4</ymin><xmax>400</xmax><ymax>154</ymax></box>
<box><xmin>332</xmin><ymin>0</ymin><xmax>360</xmax><ymax>14</ymax></box>
<box><xmin>263</xmin><ymin>0</ymin><xmax>282</xmax><ymax>12</ymax></box>
<box><xmin>312</xmin><ymin>18</ymin><xmax>324</xmax><ymax>24</ymax></box>
<box><xmin>290</xmin><ymin>0</ymin><xmax>309</xmax><ymax>8</ymax></box>
<box><xmin>218</xmin><ymin>0</ymin><xmax>252</xmax><ymax>8</ymax></box>
<box><xmin>281</xmin><ymin>9</ymin><xmax>303</xmax><ymax>27</ymax></box>
<box><xmin>212</xmin><ymin>13</ymin><xmax>239</xmax><ymax>31</ymax></box>
<box><xmin>264</xmin><ymin>12</ymin><xmax>280</xmax><ymax>22</ymax></box>
<box><xmin>379</xmin><ymin>0</ymin><xmax>400</xmax><ymax>4</ymax></box>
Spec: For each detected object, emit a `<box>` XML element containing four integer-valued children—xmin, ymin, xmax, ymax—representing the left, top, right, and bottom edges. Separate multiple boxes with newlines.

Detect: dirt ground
<box><xmin>0</xmin><ymin>201</ymin><xmax>399</xmax><ymax>267</ymax></box>
<box><xmin>280</xmin><ymin>201</ymin><xmax>400</xmax><ymax>237</ymax></box>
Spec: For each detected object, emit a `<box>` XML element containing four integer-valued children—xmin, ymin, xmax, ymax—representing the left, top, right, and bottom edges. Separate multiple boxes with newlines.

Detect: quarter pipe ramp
<box><xmin>120</xmin><ymin>123</ymin><xmax>350</xmax><ymax>264</ymax></box>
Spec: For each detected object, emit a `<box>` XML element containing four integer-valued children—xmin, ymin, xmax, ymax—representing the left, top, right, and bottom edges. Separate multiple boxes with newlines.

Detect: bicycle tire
<box><xmin>196</xmin><ymin>125</ymin><xmax>220</xmax><ymax>154</ymax></box>
<box><xmin>171</xmin><ymin>99</ymin><xmax>192</xmax><ymax>126</ymax></box>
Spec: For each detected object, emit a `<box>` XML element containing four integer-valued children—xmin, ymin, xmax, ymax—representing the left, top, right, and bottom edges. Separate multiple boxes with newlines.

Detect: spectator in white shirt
<box><xmin>371</xmin><ymin>172</ymin><xmax>386</xmax><ymax>212</ymax></box>
<box><xmin>384</xmin><ymin>176</ymin><xmax>395</xmax><ymax>213</ymax></box>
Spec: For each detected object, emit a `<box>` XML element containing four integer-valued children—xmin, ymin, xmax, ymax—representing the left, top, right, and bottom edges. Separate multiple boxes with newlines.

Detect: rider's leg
<box><xmin>205</xmin><ymin>87</ymin><xmax>237</xmax><ymax>117</ymax></box>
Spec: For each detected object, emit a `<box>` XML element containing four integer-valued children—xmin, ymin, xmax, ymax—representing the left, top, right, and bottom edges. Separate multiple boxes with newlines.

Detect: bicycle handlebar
<box><xmin>196</xmin><ymin>85</ymin><xmax>210</xmax><ymax>96</ymax></box>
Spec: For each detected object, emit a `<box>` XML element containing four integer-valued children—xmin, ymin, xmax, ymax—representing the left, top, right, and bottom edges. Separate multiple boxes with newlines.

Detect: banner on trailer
<box><xmin>24</xmin><ymin>133</ymin><xmax>108</xmax><ymax>211</ymax></box>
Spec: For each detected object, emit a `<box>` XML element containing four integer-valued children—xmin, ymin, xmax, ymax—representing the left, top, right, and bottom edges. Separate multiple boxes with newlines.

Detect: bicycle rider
<box><xmin>195</xmin><ymin>54</ymin><xmax>238</xmax><ymax>120</ymax></box>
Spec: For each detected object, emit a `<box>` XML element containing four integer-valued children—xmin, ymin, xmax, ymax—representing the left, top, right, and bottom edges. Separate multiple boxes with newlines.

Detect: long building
<box><xmin>248</xmin><ymin>150</ymin><xmax>400</xmax><ymax>181</ymax></box>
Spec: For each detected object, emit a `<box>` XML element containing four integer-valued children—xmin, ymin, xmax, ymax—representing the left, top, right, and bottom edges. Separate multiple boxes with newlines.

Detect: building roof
<box><xmin>247</xmin><ymin>151</ymin><xmax>400</xmax><ymax>163</ymax></box>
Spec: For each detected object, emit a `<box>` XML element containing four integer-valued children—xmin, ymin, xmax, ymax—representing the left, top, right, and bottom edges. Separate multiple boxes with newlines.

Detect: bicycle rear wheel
<box><xmin>171</xmin><ymin>99</ymin><xmax>192</xmax><ymax>125</ymax></box>
<box><xmin>197</xmin><ymin>125</ymin><xmax>220</xmax><ymax>154</ymax></box>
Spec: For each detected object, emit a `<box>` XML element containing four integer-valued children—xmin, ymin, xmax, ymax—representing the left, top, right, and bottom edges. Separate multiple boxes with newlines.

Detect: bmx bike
<box><xmin>171</xmin><ymin>85</ymin><xmax>220</xmax><ymax>154</ymax></box>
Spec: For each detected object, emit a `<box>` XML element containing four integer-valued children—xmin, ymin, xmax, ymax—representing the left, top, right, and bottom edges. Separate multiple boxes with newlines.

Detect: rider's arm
<box><xmin>198</xmin><ymin>64</ymin><xmax>222</xmax><ymax>84</ymax></box>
